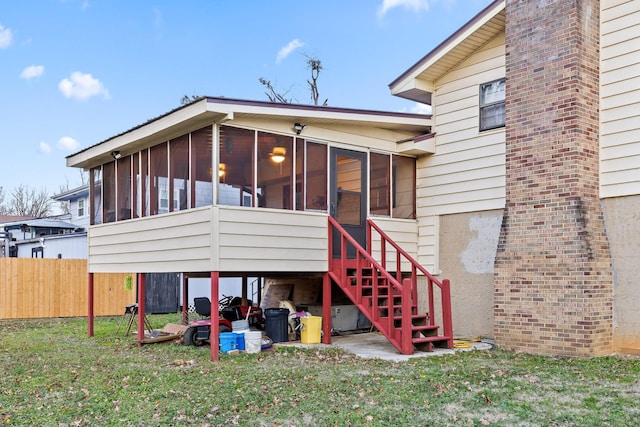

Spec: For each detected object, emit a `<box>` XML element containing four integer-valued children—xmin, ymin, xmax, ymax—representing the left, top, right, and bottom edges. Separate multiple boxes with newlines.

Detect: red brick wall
<box><xmin>495</xmin><ymin>0</ymin><xmax>613</xmax><ymax>356</ymax></box>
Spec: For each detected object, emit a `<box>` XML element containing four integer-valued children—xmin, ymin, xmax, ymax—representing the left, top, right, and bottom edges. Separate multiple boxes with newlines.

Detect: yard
<box><xmin>1</xmin><ymin>315</ymin><xmax>639</xmax><ymax>426</ymax></box>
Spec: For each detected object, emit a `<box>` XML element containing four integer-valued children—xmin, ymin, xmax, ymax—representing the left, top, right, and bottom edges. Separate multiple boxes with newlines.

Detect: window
<box><xmin>370</xmin><ymin>152</ymin><xmax>390</xmax><ymax>216</ymax></box>
<box><xmin>479</xmin><ymin>78</ymin><xmax>505</xmax><ymax>131</ymax></box>
<box><xmin>77</xmin><ymin>198</ymin><xmax>85</xmax><ymax>217</ymax></box>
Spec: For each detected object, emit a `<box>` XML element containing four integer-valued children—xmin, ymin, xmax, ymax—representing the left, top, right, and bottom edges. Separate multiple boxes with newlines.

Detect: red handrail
<box><xmin>328</xmin><ymin>216</ymin><xmax>412</xmax><ymax>351</ymax></box>
<box><xmin>367</xmin><ymin>219</ymin><xmax>453</xmax><ymax>345</ymax></box>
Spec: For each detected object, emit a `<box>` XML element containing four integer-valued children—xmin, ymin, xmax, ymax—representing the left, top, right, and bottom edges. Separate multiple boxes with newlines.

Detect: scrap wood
<box><xmin>140</xmin><ymin>323</ymin><xmax>188</xmax><ymax>344</ymax></box>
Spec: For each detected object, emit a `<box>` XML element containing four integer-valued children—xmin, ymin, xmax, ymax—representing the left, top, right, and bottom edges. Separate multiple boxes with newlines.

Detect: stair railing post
<box><xmin>428</xmin><ymin>277</ymin><xmax>435</xmax><ymax>326</ymax></box>
<box><xmin>401</xmin><ymin>278</ymin><xmax>413</xmax><ymax>355</ymax></box>
<box><xmin>441</xmin><ymin>279</ymin><xmax>454</xmax><ymax>348</ymax></box>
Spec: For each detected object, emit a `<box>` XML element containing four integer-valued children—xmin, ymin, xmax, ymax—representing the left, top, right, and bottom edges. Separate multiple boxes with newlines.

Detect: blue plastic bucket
<box><xmin>219</xmin><ymin>332</ymin><xmax>237</xmax><ymax>353</ymax></box>
<box><xmin>236</xmin><ymin>332</ymin><xmax>246</xmax><ymax>351</ymax></box>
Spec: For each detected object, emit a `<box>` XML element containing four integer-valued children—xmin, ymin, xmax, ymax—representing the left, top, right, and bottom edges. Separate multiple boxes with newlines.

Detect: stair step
<box><xmin>411</xmin><ymin>335</ymin><xmax>450</xmax><ymax>344</ymax></box>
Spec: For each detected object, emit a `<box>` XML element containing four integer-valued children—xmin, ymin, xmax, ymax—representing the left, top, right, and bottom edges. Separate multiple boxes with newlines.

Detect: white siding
<box><xmin>415</xmin><ymin>31</ymin><xmax>506</xmax><ymax>271</ymax></box>
<box><xmin>369</xmin><ymin>217</ymin><xmax>418</xmax><ymax>272</ymax></box>
<box><xmin>88</xmin><ymin>207</ymin><xmax>214</xmax><ymax>273</ymax></box>
<box><xmin>217</xmin><ymin>207</ymin><xmax>328</xmax><ymax>272</ymax></box>
<box><xmin>601</xmin><ymin>0</ymin><xmax>640</xmax><ymax>198</ymax></box>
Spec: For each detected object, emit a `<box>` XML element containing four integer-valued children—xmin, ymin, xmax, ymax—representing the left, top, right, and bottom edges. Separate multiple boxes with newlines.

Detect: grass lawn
<box><xmin>1</xmin><ymin>314</ymin><xmax>639</xmax><ymax>426</ymax></box>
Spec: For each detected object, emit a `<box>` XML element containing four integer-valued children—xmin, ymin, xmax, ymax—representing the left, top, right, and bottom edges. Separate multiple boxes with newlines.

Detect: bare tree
<box><xmin>0</xmin><ymin>186</ymin><xmax>8</xmax><ymax>215</ymax></box>
<box><xmin>258</xmin><ymin>78</ymin><xmax>293</xmax><ymax>104</ymax></box>
<box><xmin>180</xmin><ymin>94</ymin><xmax>201</xmax><ymax>105</ymax></box>
<box><xmin>304</xmin><ymin>55</ymin><xmax>326</xmax><ymax>106</ymax></box>
<box><xmin>259</xmin><ymin>54</ymin><xmax>326</xmax><ymax>106</ymax></box>
<box><xmin>7</xmin><ymin>185</ymin><xmax>53</xmax><ymax>217</ymax></box>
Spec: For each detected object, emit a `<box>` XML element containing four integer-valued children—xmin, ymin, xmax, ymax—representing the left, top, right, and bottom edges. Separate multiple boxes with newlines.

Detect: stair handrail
<box><xmin>367</xmin><ymin>219</ymin><xmax>453</xmax><ymax>344</ymax></box>
<box><xmin>328</xmin><ymin>216</ymin><xmax>413</xmax><ymax>352</ymax></box>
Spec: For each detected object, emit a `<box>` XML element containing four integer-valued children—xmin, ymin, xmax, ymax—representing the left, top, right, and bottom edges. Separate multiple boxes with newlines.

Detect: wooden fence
<box><xmin>0</xmin><ymin>258</ymin><xmax>136</xmax><ymax>319</ymax></box>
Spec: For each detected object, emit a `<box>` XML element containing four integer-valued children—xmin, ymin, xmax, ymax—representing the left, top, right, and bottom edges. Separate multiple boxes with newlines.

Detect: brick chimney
<box><xmin>494</xmin><ymin>0</ymin><xmax>613</xmax><ymax>356</ymax></box>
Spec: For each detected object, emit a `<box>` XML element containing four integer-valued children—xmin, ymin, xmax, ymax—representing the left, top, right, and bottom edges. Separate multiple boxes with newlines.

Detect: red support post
<box><xmin>182</xmin><ymin>275</ymin><xmax>189</xmax><ymax>325</ymax></box>
<box><xmin>137</xmin><ymin>273</ymin><xmax>146</xmax><ymax>346</ymax></box>
<box><xmin>210</xmin><ymin>272</ymin><xmax>220</xmax><ymax>361</ymax></box>
<box><xmin>441</xmin><ymin>279</ymin><xmax>454</xmax><ymax>349</ymax></box>
<box><xmin>87</xmin><ymin>272</ymin><xmax>94</xmax><ymax>337</ymax></box>
<box><xmin>322</xmin><ymin>272</ymin><xmax>332</xmax><ymax>344</ymax></box>
<box><xmin>401</xmin><ymin>278</ymin><xmax>413</xmax><ymax>355</ymax></box>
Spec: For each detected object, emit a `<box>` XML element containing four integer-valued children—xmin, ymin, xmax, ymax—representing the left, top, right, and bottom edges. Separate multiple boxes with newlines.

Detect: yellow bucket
<box><xmin>300</xmin><ymin>316</ymin><xmax>322</xmax><ymax>344</ymax></box>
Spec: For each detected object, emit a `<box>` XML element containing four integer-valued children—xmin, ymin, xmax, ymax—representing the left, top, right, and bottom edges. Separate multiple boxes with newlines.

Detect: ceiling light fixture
<box><xmin>111</xmin><ymin>150</ymin><xmax>122</xmax><ymax>160</ymax></box>
<box><xmin>270</xmin><ymin>147</ymin><xmax>286</xmax><ymax>163</ymax></box>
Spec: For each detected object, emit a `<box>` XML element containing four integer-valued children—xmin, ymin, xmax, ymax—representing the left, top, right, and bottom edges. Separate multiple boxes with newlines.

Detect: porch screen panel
<box><xmin>336</xmin><ymin>156</ymin><xmax>362</xmax><ymax>226</ymax></box>
<box><xmin>219</xmin><ymin>125</ymin><xmax>254</xmax><ymax>207</ymax></box>
<box><xmin>170</xmin><ymin>135</ymin><xmax>189</xmax><ymax>212</ymax></box>
<box><xmin>295</xmin><ymin>139</ymin><xmax>304</xmax><ymax>211</ymax></box>
<box><xmin>191</xmin><ymin>126</ymin><xmax>213</xmax><ymax>208</ymax></box>
<box><xmin>305</xmin><ymin>141</ymin><xmax>327</xmax><ymax>211</ymax></box>
<box><xmin>116</xmin><ymin>156</ymin><xmax>132</xmax><ymax>220</ymax></box>
<box><xmin>150</xmin><ymin>142</ymin><xmax>168</xmax><ymax>215</ymax></box>
<box><xmin>257</xmin><ymin>131</ymin><xmax>293</xmax><ymax>209</ymax></box>
<box><xmin>392</xmin><ymin>155</ymin><xmax>416</xmax><ymax>219</ymax></box>
<box><xmin>102</xmin><ymin>161</ymin><xmax>116</xmax><ymax>223</ymax></box>
<box><xmin>137</xmin><ymin>148</ymin><xmax>149</xmax><ymax>217</ymax></box>
<box><xmin>132</xmin><ymin>152</ymin><xmax>140</xmax><ymax>218</ymax></box>
<box><xmin>90</xmin><ymin>166</ymin><xmax>102</xmax><ymax>225</ymax></box>
<box><xmin>370</xmin><ymin>152</ymin><xmax>390</xmax><ymax>216</ymax></box>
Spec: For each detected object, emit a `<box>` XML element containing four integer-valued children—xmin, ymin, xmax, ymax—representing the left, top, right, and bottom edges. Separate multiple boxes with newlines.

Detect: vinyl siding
<box><xmin>87</xmin><ymin>206</ymin><xmax>330</xmax><ymax>273</ymax></box>
<box><xmin>88</xmin><ymin>207</ymin><xmax>214</xmax><ymax>273</ymax></box>
<box><xmin>415</xmin><ymin>31</ymin><xmax>506</xmax><ymax>271</ymax></box>
<box><xmin>601</xmin><ymin>0</ymin><xmax>640</xmax><ymax>198</ymax></box>
<box><xmin>369</xmin><ymin>217</ymin><xmax>418</xmax><ymax>272</ymax></box>
<box><xmin>217</xmin><ymin>207</ymin><xmax>328</xmax><ymax>272</ymax></box>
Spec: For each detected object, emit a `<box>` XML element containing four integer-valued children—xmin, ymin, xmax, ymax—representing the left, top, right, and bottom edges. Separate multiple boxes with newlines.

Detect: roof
<box><xmin>66</xmin><ymin>97</ymin><xmax>432</xmax><ymax>169</ymax></box>
<box><xmin>52</xmin><ymin>184</ymin><xmax>89</xmax><ymax>201</ymax></box>
<box><xmin>2</xmin><ymin>218</ymin><xmax>79</xmax><ymax>231</ymax></box>
<box><xmin>0</xmin><ymin>215</ymin><xmax>33</xmax><ymax>224</ymax></box>
<box><xmin>389</xmin><ymin>0</ymin><xmax>505</xmax><ymax>103</ymax></box>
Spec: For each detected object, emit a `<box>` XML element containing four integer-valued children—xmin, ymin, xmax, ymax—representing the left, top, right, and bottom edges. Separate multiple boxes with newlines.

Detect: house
<box><xmin>66</xmin><ymin>98</ymin><xmax>454</xmax><ymax>360</ymax></box>
<box><xmin>1</xmin><ymin>217</ymin><xmax>85</xmax><ymax>259</ymax></box>
<box><xmin>68</xmin><ymin>0</ymin><xmax>638</xmax><ymax>359</ymax></box>
<box><xmin>53</xmin><ymin>184</ymin><xmax>91</xmax><ymax>231</ymax></box>
<box><xmin>389</xmin><ymin>0</ymin><xmax>639</xmax><ymax>356</ymax></box>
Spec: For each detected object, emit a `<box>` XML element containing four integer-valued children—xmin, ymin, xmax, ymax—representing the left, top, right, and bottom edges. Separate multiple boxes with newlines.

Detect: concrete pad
<box><xmin>274</xmin><ymin>331</ymin><xmax>493</xmax><ymax>362</ymax></box>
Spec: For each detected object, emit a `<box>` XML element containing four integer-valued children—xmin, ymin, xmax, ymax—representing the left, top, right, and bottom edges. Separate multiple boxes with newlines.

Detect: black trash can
<box><xmin>265</xmin><ymin>308</ymin><xmax>289</xmax><ymax>343</ymax></box>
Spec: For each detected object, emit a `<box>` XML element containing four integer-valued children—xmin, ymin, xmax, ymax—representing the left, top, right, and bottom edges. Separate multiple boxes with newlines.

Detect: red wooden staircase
<box><xmin>327</xmin><ymin>217</ymin><xmax>453</xmax><ymax>355</ymax></box>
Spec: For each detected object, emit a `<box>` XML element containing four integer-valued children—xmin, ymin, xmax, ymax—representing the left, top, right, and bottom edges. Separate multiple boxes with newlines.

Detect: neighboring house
<box><xmin>53</xmin><ymin>185</ymin><xmax>91</xmax><ymax>231</ymax></box>
<box><xmin>389</xmin><ymin>0</ymin><xmax>639</xmax><ymax>356</ymax></box>
<box><xmin>1</xmin><ymin>217</ymin><xmax>86</xmax><ymax>259</ymax></box>
<box><xmin>0</xmin><ymin>187</ymin><xmax>90</xmax><ymax>259</ymax></box>
<box><xmin>66</xmin><ymin>98</ymin><xmax>453</xmax><ymax>359</ymax></box>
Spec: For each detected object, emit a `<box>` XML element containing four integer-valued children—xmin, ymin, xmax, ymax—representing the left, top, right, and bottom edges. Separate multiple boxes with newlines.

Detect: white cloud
<box><xmin>57</xmin><ymin>136</ymin><xmax>79</xmax><ymax>151</ymax></box>
<box><xmin>411</xmin><ymin>102</ymin><xmax>432</xmax><ymax>114</ymax></box>
<box><xmin>377</xmin><ymin>0</ymin><xmax>430</xmax><ymax>18</ymax></box>
<box><xmin>20</xmin><ymin>65</ymin><xmax>45</xmax><ymax>80</ymax></box>
<box><xmin>0</xmin><ymin>24</ymin><xmax>13</xmax><ymax>49</ymax></box>
<box><xmin>39</xmin><ymin>142</ymin><xmax>52</xmax><ymax>153</ymax></box>
<box><xmin>58</xmin><ymin>71</ymin><xmax>110</xmax><ymax>100</ymax></box>
<box><xmin>276</xmin><ymin>39</ymin><xmax>304</xmax><ymax>64</ymax></box>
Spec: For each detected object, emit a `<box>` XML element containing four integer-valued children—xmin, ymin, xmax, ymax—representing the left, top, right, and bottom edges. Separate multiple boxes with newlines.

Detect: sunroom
<box><xmin>66</xmin><ymin>97</ymin><xmax>452</xmax><ymax>359</ymax></box>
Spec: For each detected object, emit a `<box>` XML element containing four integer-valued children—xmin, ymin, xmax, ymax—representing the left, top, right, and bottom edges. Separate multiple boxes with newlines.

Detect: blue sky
<box><xmin>0</xmin><ymin>0</ymin><xmax>490</xmax><ymax>196</ymax></box>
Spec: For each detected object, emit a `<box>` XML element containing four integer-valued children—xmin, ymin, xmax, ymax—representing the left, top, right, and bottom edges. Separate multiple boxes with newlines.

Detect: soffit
<box><xmin>67</xmin><ymin>97</ymin><xmax>431</xmax><ymax>170</ymax></box>
<box><xmin>390</xmin><ymin>0</ymin><xmax>505</xmax><ymax>101</ymax></box>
